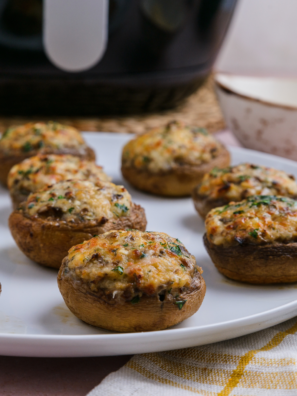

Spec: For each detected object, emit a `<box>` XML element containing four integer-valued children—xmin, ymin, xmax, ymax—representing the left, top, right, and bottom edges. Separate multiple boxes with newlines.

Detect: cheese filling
<box><xmin>0</xmin><ymin>122</ymin><xmax>86</xmax><ymax>154</ymax></box>
<box><xmin>197</xmin><ymin>163</ymin><xmax>297</xmax><ymax>202</ymax></box>
<box><xmin>63</xmin><ymin>230</ymin><xmax>202</xmax><ymax>302</ymax></box>
<box><xmin>205</xmin><ymin>195</ymin><xmax>297</xmax><ymax>247</ymax></box>
<box><xmin>22</xmin><ymin>180</ymin><xmax>132</xmax><ymax>225</ymax></box>
<box><xmin>8</xmin><ymin>154</ymin><xmax>110</xmax><ymax>196</ymax></box>
<box><xmin>122</xmin><ymin>121</ymin><xmax>224</xmax><ymax>173</ymax></box>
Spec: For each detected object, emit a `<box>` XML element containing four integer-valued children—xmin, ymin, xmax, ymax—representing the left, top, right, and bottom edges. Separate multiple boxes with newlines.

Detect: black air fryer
<box><xmin>0</xmin><ymin>0</ymin><xmax>237</xmax><ymax>116</ymax></box>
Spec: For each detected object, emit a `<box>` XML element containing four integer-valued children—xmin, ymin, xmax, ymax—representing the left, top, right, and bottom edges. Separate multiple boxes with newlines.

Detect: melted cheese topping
<box><xmin>63</xmin><ymin>230</ymin><xmax>201</xmax><ymax>301</ymax></box>
<box><xmin>0</xmin><ymin>122</ymin><xmax>86</xmax><ymax>154</ymax></box>
<box><xmin>197</xmin><ymin>163</ymin><xmax>297</xmax><ymax>201</ymax></box>
<box><xmin>122</xmin><ymin>121</ymin><xmax>225</xmax><ymax>173</ymax></box>
<box><xmin>22</xmin><ymin>180</ymin><xmax>132</xmax><ymax>225</ymax></box>
<box><xmin>205</xmin><ymin>195</ymin><xmax>297</xmax><ymax>247</ymax></box>
<box><xmin>8</xmin><ymin>154</ymin><xmax>110</xmax><ymax>196</ymax></box>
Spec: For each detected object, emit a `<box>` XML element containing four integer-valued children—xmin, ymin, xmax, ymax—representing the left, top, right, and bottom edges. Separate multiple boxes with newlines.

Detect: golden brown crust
<box><xmin>122</xmin><ymin>147</ymin><xmax>230</xmax><ymax>197</ymax></box>
<box><xmin>0</xmin><ymin>146</ymin><xmax>96</xmax><ymax>188</ymax></box>
<box><xmin>192</xmin><ymin>162</ymin><xmax>297</xmax><ymax>219</ymax></box>
<box><xmin>204</xmin><ymin>233</ymin><xmax>297</xmax><ymax>284</ymax></box>
<box><xmin>8</xmin><ymin>204</ymin><xmax>147</xmax><ymax>269</ymax></box>
<box><xmin>57</xmin><ymin>268</ymin><xmax>206</xmax><ymax>332</ymax></box>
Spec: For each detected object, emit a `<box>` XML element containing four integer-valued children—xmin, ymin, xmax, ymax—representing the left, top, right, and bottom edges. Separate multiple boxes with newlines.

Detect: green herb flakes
<box><xmin>114</xmin><ymin>203</ymin><xmax>129</xmax><ymax>213</ymax></box>
<box><xmin>249</xmin><ymin>229</ymin><xmax>259</xmax><ymax>239</ymax></box>
<box><xmin>22</xmin><ymin>142</ymin><xmax>32</xmax><ymax>152</ymax></box>
<box><xmin>175</xmin><ymin>300</ymin><xmax>187</xmax><ymax>310</ymax></box>
<box><xmin>68</xmin><ymin>207</ymin><xmax>74</xmax><ymax>213</ymax></box>
<box><xmin>192</xmin><ymin>127</ymin><xmax>207</xmax><ymax>135</ymax></box>
<box><xmin>238</xmin><ymin>175</ymin><xmax>250</xmax><ymax>182</ymax></box>
<box><xmin>1</xmin><ymin>128</ymin><xmax>12</xmax><ymax>139</ymax></box>
<box><xmin>112</xmin><ymin>266</ymin><xmax>124</xmax><ymax>275</ymax></box>
<box><xmin>48</xmin><ymin>197</ymin><xmax>54</xmax><ymax>202</ymax></box>
<box><xmin>169</xmin><ymin>245</ymin><xmax>182</xmax><ymax>256</ymax></box>
<box><xmin>233</xmin><ymin>210</ymin><xmax>245</xmax><ymax>215</ymax></box>
<box><xmin>28</xmin><ymin>203</ymin><xmax>35</xmax><ymax>209</ymax></box>
<box><xmin>131</xmin><ymin>296</ymin><xmax>140</xmax><ymax>304</ymax></box>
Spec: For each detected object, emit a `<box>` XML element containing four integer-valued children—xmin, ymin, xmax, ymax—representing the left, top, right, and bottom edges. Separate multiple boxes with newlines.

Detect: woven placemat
<box><xmin>0</xmin><ymin>77</ymin><xmax>224</xmax><ymax>134</ymax></box>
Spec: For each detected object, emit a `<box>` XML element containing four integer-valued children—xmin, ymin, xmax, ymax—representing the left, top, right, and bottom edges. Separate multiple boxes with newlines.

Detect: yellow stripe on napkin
<box><xmin>88</xmin><ymin>317</ymin><xmax>297</xmax><ymax>396</ymax></box>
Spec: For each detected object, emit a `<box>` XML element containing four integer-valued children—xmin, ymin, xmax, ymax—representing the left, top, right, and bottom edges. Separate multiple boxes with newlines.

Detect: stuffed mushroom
<box><xmin>204</xmin><ymin>195</ymin><xmax>297</xmax><ymax>284</ymax></box>
<box><xmin>0</xmin><ymin>121</ymin><xmax>95</xmax><ymax>186</ymax></box>
<box><xmin>121</xmin><ymin>120</ymin><xmax>230</xmax><ymax>197</ymax></box>
<box><xmin>193</xmin><ymin>163</ymin><xmax>297</xmax><ymax>218</ymax></box>
<box><xmin>9</xmin><ymin>180</ymin><xmax>147</xmax><ymax>269</ymax></box>
<box><xmin>58</xmin><ymin>230</ymin><xmax>206</xmax><ymax>332</ymax></box>
<box><xmin>8</xmin><ymin>154</ymin><xmax>110</xmax><ymax>208</ymax></box>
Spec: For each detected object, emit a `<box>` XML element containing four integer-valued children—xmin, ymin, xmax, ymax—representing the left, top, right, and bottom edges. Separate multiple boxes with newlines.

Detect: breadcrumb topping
<box><xmin>8</xmin><ymin>154</ymin><xmax>110</xmax><ymax>196</ymax></box>
<box><xmin>122</xmin><ymin>121</ymin><xmax>225</xmax><ymax>173</ymax></box>
<box><xmin>22</xmin><ymin>180</ymin><xmax>132</xmax><ymax>225</ymax></box>
<box><xmin>0</xmin><ymin>122</ymin><xmax>86</xmax><ymax>154</ymax></box>
<box><xmin>63</xmin><ymin>230</ymin><xmax>202</xmax><ymax>303</ymax></box>
<box><xmin>196</xmin><ymin>163</ymin><xmax>297</xmax><ymax>202</ymax></box>
<box><xmin>205</xmin><ymin>195</ymin><xmax>297</xmax><ymax>246</ymax></box>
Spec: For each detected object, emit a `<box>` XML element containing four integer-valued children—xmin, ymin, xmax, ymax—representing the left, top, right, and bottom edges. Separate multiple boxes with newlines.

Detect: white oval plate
<box><xmin>1</xmin><ymin>133</ymin><xmax>297</xmax><ymax>357</ymax></box>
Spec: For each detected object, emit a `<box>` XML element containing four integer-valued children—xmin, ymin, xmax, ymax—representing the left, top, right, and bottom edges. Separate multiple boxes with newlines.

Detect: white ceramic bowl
<box><xmin>215</xmin><ymin>74</ymin><xmax>297</xmax><ymax>161</ymax></box>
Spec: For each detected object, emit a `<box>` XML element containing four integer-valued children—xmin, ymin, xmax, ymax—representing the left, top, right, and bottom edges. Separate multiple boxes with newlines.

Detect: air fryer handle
<box><xmin>43</xmin><ymin>0</ymin><xmax>108</xmax><ymax>72</ymax></box>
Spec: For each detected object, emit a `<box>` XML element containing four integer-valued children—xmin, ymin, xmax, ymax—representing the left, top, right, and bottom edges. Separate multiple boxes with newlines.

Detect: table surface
<box><xmin>0</xmin><ymin>130</ymin><xmax>239</xmax><ymax>396</ymax></box>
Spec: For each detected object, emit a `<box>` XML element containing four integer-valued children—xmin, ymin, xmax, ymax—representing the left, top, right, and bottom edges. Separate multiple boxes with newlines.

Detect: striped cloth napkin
<box><xmin>88</xmin><ymin>316</ymin><xmax>297</xmax><ymax>395</ymax></box>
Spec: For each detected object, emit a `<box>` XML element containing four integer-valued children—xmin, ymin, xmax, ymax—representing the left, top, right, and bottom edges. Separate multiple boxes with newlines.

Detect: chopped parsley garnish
<box><xmin>175</xmin><ymin>300</ymin><xmax>187</xmax><ymax>310</ymax></box>
<box><xmin>48</xmin><ymin>197</ymin><xmax>54</xmax><ymax>202</ymax></box>
<box><xmin>46</xmin><ymin>159</ymin><xmax>54</xmax><ymax>165</ymax></box>
<box><xmin>233</xmin><ymin>210</ymin><xmax>245</xmax><ymax>215</ymax></box>
<box><xmin>18</xmin><ymin>169</ymin><xmax>33</xmax><ymax>177</ymax></box>
<box><xmin>28</xmin><ymin>203</ymin><xmax>35</xmax><ymax>209</ymax></box>
<box><xmin>176</xmin><ymin>238</ymin><xmax>182</xmax><ymax>243</ymax></box>
<box><xmin>169</xmin><ymin>245</ymin><xmax>182</xmax><ymax>256</ymax></box>
<box><xmin>23</xmin><ymin>168</ymin><xmax>33</xmax><ymax>176</ymax></box>
<box><xmin>249</xmin><ymin>229</ymin><xmax>259</xmax><ymax>239</ymax></box>
<box><xmin>112</xmin><ymin>266</ymin><xmax>123</xmax><ymax>275</ymax></box>
<box><xmin>180</xmin><ymin>264</ymin><xmax>186</xmax><ymax>270</ymax></box>
<box><xmin>68</xmin><ymin>207</ymin><xmax>74</xmax><ymax>213</ymax></box>
<box><xmin>210</xmin><ymin>167</ymin><xmax>230</xmax><ymax>177</ymax></box>
<box><xmin>277</xmin><ymin>197</ymin><xmax>294</xmax><ymax>207</ymax></box>
<box><xmin>34</xmin><ymin>127</ymin><xmax>42</xmax><ymax>135</ymax></box>
<box><xmin>131</xmin><ymin>296</ymin><xmax>140</xmax><ymax>304</ymax></box>
<box><xmin>139</xmin><ymin>244</ymin><xmax>144</xmax><ymax>247</ymax></box>
<box><xmin>22</xmin><ymin>142</ymin><xmax>33</xmax><ymax>152</ymax></box>
<box><xmin>123</xmin><ymin>243</ymin><xmax>128</xmax><ymax>247</ymax></box>
<box><xmin>1</xmin><ymin>128</ymin><xmax>12</xmax><ymax>139</ymax></box>
<box><xmin>114</xmin><ymin>203</ymin><xmax>129</xmax><ymax>213</ymax></box>
<box><xmin>216</xmin><ymin>204</ymin><xmax>230</xmax><ymax>214</ymax></box>
<box><xmin>192</xmin><ymin>127</ymin><xmax>208</xmax><ymax>135</ymax></box>
<box><xmin>58</xmin><ymin>195</ymin><xmax>65</xmax><ymax>199</ymax></box>
<box><xmin>140</xmin><ymin>252</ymin><xmax>146</xmax><ymax>259</ymax></box>
<box><xmin>160</xmin><ymin>242</ymin><xmax>167</xmax><ymax>247</ymax></box>
<box><xmin>238</xmin><ymin>175</ymin><xmax>250</xmax><ymax>182</ymax></box>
